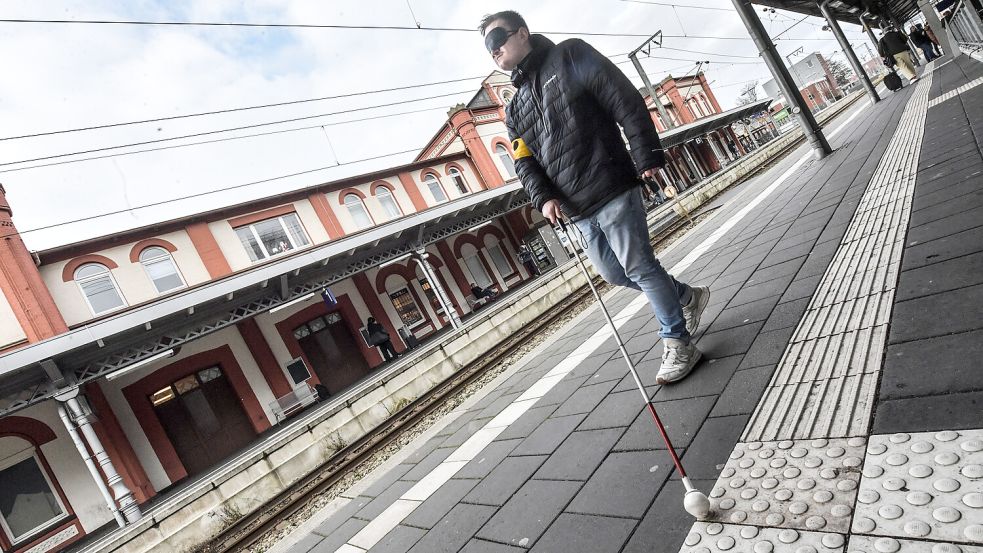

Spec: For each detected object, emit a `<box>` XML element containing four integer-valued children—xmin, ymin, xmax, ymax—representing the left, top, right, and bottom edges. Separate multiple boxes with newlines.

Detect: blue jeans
<box><xmin>574</xmin><ymin>188</ymin><xmax>692</xmax><ymax>340</ymax></box>
<box><xmin>918</xmin><ymin>43</ymin><xmax>936</xmax><ymax>62</ymax></box>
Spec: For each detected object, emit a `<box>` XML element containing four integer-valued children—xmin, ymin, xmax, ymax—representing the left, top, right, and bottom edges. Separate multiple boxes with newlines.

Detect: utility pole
<box><xmin>819</xmin><ymin>0</ymin><xmax>880</xmax><ymax>103</ymax></box>
<box><xmin>628</xmin><ymin>30</ymin><xmax>675</xmax><ymax>130</ymax></box>
<box><xmin>730</xmin><ymin>0</ymin><xmax>832</xmax><ymax>158</ymax></box>
<box><xmin>786</xmin><ymin>46</ymin><xmax>806</xmax><ymax>87</ymax></box>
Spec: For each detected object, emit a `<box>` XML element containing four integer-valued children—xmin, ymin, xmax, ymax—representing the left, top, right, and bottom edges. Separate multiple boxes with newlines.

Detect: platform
<box><xmin>270</xmin><ymin>54</ymin><xmax>983</xmax><ymax>553</ymax></box>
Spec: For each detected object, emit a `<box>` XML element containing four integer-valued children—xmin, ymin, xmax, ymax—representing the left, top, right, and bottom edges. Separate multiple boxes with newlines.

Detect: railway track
<box><xmin>202</xmin><ymin>200</ymin><xmax>721</xmax><ymax>553</ymax></box>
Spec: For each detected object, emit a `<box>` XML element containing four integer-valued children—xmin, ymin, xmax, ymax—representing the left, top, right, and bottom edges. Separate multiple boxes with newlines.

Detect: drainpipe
<box><xmin>56</xmin><ymin>388</ymin><xmax>142</xmax><ymax>523</ymax></box>
<box><xmin>58</xmin><ymin>404</ymin><xmax>126</xmax><ymax>528</ymax></box>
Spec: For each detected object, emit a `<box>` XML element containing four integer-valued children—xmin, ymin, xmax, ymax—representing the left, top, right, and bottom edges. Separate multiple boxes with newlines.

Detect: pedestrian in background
<box><xmin>480</xmin><ymin>10</ymin><xmax>709</xmax><ymax>384</ymax></box>
<box><xmin>924</xmin><ymin>23</ymin><xmax>943</xmax><ymax>57</ymax></box>
<box><xmin>517</xmin><ymin>244</ymin><xmax>539</xmax><ymax>277</ymax></box>
<box><xmin>879</xmin><ymin>25</ymin><xmax>919</xmax><ymax>83</ymax></box>
<box><xmin>909</xmin><ymin>24</ymin><xmax>936</xmax><ymax>62</ymax></box>
<box><xmin>366</xmin><ymin>317</ymin><xmax>399</xmax><ymax>362</ymax></box>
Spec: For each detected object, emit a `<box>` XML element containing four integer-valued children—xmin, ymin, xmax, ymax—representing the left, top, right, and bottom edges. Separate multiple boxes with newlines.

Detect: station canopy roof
<box><xmin>0</xmin><ymin>182</ymin><xmax>528</xmax><ymax>417</ymax></box>
<box><xmin>751</xmin><ymin>0</ymin><xmax>921</xmax><ymax>25</ymax></box>
<box><xmin>659</xmin><ymin>99</ymin><xmax>772</xmax><ymax>149</ymax></box>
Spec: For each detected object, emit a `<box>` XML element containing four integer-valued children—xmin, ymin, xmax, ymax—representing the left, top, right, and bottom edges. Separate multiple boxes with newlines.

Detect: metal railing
<box><xmin>948</xmin><ymin>0</ymin><xmax>983</xmax><ymax>52</ymax></box>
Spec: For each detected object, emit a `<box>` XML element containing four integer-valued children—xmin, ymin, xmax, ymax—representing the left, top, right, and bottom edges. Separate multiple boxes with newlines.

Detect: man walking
<box><xmin>480</xmin><ymin>10</ymin><xmax>709</xmax><ymax>384</ymax></box>
<box><xmin>909</xmin><ymin>24</ymin><xmax>936</xmax><ymax>62</ymax></box>
<box><xmin>879</xmin><ymin>25</ymin><xmax>919</xmax><ymax>83</ymax></box>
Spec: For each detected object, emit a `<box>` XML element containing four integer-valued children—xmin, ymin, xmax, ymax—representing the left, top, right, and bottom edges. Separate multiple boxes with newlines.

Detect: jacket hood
<box><xmin>511</xmin><ymin>34</ymin><xmax>555</xmax><ymax>87</ymax></box>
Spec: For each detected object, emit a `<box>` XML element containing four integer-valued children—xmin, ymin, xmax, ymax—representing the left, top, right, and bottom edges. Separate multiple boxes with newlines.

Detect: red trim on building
<box><xmin>452</xmin><ymin>235</ymin><xmax>502</xmax><ymax>291</ymax></box>
<box><xmin>61</xmin><ymin>254</ymin><xmax>119</xmax><ymax>283</ymax></box>
<box><xmin>128</xmin><ymin>238</ymin><xmax>178</xmax><ymax>263</ymax></box>
<box><xmin>336</xmin><ymin>187</ymin><xmax>368</xmax><ymax>201</ymax></box>
<box><xmin>236</xmin><ymin>318</ymin><xmax>293</xmax><ymax>399</ymax></box>
<box><xmin>396</xmin><ymin>172</ymin><xmax>429</xmax><ymax>212</ymax></box>
<box><xmin>84</xmin><ymin>383</ymin><xmax>156</xmax><ymax>503</ymax></box>
<box><xmin>369</xmin><ymin>180</ymin><xmax>396</xmax><ymax>195</ymax></box>
<box><xmin>185</xmin><ymin>222</ymin><xmax>232</xmax><ymax>279</ymax></box>
<box><xmin>0</xmin><ymin>415</ymin><xmax>57</xmax><ymax>445</ymax></box>
<box><xmin>308</xmin><ymin>192</ymin><xmax>345</xmax><ymax>240</ymax></box>
<box><xmin>449</xmin><ymin>110</ymin><xmax>505</xmax><ymax>189</ymax></box>
<box><xmin>227</xmin><ymin>204</ymin><xmax>296</xmax><ymax>228</ymax></box>
<box><xmin>436</xmin><ymin>240</ymin><xmax>472</xmax><ymax>300</ymax></box>
<box><xmin>122</xmin><ymin>345</ymin><xmax>268</xmax><ymax>484</ymax></box>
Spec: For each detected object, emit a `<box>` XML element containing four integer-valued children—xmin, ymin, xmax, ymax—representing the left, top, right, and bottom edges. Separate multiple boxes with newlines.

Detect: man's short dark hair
<box><xmin>478</xmin><ymin>10</ymin><xmax>527</xmax><ymax>36</ymax></box>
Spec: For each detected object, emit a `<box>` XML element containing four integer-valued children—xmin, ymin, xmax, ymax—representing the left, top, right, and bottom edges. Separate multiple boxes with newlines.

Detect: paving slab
<box><xmin>622</xmin><ymin>478</ymin><xmax>717</xmax><ymax>553</ymax></box>
<box><xmin>566</xmin><ymin>449</ymin><xmax>676</xmax><ymax>518</ymax></box>
<box><xmin>710</xmin><ymin>365</ymin><xmax>777</xmax><ymax>417</ymax></box>
<box><xmin>533</xmin><ymin>428</ymin><xmax>624</xmax><ymax>480</ymax></box>
<box><xmin>474</xmin><ymin>479</ymin><xmax>582</xmax><ymax>548</ymax></box>
<box><xmin>529</xmin><ymin>513</ymin><xmax>637</xmax><ymax>553</ymax></box>
<box><xmin>406</xmin><ymin>504</ymin><xmax>497</xmax><ymax>553</ymax></box>
<box><xmin>617</xmin><ymin>395</ymin><xmax>716</xmax><ymax>452</ymax></box>
<box><xmin>462</xmin><ymin>455</ymin><xmax>547</xmax><ymax>506</ymax></box>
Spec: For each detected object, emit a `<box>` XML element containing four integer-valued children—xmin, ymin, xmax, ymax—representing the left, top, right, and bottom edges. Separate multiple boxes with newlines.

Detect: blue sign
<box><xmin>321</xmin><ymin>288</ymin><xmax>337</xmax><ymax>307</ymax></box>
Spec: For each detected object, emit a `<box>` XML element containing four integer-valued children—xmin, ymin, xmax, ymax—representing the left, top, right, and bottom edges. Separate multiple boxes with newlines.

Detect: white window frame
<box><xmin>0</xmin><ymin>448</ymin><xmax>69</xmax><ymax>545</ymax></box>
<box><xmin>344</xmin><ymin>194</ymin><xmax>373</xmax><ymax>229</ymax></box>
<box><xmin>374</xmin><ymin>187</ymin><xmax>402</xmax><ymax>219</ymax></box>
<box><xmin>234</xmin><ymin>213</ymin><xmax>310</xmax><ymax>262</ymax></box>
<box><xmin>139</xmin><ymin>246</ymin><xmax>185</xmax><ymax>294</ymax></box>
<box><xmin>495</xmin><ymin>144</ymin><xmax>517</xmax><ymax>178</ymax></box>
<box><xmin>74</xmin><ymin>263</ymin><xmax>127</xmax><ymax>316</ymax></box>
<box><xmin>422</xmin><ymin>173</ymin><xmax>448</xmax><ymax>204</ymax></box>
<box><xmin>447</xmin><ymin>168</ymin><xmax>469</xmax><ymax>194</ymax></box>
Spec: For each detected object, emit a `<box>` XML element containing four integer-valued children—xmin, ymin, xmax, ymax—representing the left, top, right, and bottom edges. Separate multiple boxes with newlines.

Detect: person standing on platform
<box><xmin>479</xmin><ymin>10</ymin><xmax>709</xmax><ymax>384</ymax></box>
<box><xmin>366</xmin><ymin>317</ymin><xmax>399</xmax><ymax>362</ymax></box>
<box><xmin>517</xmin><ymin>244</ymin><xmax>539</xmax><ymax>277</ymax></box>
<box><xmin>909</xmin><ymin>24</ymin><xmax>936</xmax><ymax>62</ymax></box>
<box><xmin>924</xmin><ymin>23</ymin><xmax>943</xmax><ymax>57</ymax></box>
<box><xmin>879</xmin><ymin>25</ymin><xmax>919</xmax><ymax>83</ymax></box>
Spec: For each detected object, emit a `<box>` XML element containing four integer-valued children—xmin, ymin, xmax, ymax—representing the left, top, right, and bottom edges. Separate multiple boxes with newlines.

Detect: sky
<box><xmin>0</xmin><ymin>0</ymin><xmax>876</xmax><ymax>251</ymax></box>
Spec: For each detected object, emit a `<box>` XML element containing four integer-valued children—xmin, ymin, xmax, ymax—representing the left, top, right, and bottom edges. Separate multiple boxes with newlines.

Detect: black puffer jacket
<box><xmin>505</xmin><ymin>35</ymin><xmax>666</xmax><ymax>219</ymax></box>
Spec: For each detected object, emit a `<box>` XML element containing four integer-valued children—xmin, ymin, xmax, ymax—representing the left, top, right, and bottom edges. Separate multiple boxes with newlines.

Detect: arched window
<box><xmin>448</xmin><ymin>168</ymin><xmax>469</xmax><ymax>194</ymax></box>
<box><xmin>374</xmin><ymin>187</ymin><xmax>402</xmax><ymax>220</ymax></box>
<box><xmin>495</xmin><ymin>144</ymin><xmax>517</xmax><ymax>178</ymax></box>
<box><xmin>501</xmin><ymin>89</ymin><xmax>514</xmax><ymax>104</ymax></box>
<box><xmin>344</xmin><ymin>194</ymin><xmax>373</xmax><ymax>229</ymax></box>
<box><xmin>422</xmin><ymin>174</ymin><xmax>448</xmax><ymax>203</ymax></box>
<box><xmin>74</xmin><ymin>263</ymin><xmax>126</xmax><ymax>315</ymax></box>
<box><xmin>139</xmin><ymin>246</ymin><xmax>184</xmax><ymax>294</ymax></box>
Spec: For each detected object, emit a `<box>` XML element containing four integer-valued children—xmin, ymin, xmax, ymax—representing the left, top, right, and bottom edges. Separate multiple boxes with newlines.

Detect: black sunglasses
<box><xmin>485</xmin><ymin>27</ymin><xmax>519</xmax><ymax>53</ymax></box>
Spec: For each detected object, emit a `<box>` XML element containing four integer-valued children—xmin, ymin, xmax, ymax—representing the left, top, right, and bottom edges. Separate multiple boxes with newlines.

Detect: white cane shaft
<box><xmin>569</xmin><ymin>248</ymin><xmax>651</xmax><ymax>406</ymax></box>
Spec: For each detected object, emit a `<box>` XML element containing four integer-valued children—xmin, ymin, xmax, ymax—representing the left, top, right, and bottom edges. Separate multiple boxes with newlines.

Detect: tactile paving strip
<box><xmin>853</xmin><ymin>430</ymin><xmax>983</xmax><ymax>544</ymax></box>
<box><xmin>847</xmin><ymin>535</ymin><xmax>983</xmax><ymax>553</ymax></box>
<box><xmin>743</xmin><ymin>71</ymin><xmax>934</xmax><ymax>441</ymax></box>
<box><xmin>706</xmin><ymin>438</ymin><xmax>865</xmax><ymax>533</ymax></box>
<box><xmin>679</xmin><ymin>522</ymin><xmax>845</xmax><ymax>553</ymax></box>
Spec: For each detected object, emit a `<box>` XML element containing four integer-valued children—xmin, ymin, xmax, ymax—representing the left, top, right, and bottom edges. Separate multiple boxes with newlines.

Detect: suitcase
<box><xmin>884</xmin><ymin>71</ymin><xmax>903</xmax><ymax>91</ymax></box>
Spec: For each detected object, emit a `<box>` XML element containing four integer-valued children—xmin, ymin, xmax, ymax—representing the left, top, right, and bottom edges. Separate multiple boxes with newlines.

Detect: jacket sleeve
<box><xmin>506</xmin><ymin>117</ymin><xmax>560</xmax><ymax>211</ymax></box>
<box><xmin>566</xmin><ymin>39</ymin><xmax>666</xmax><ymax>172</ymax></box>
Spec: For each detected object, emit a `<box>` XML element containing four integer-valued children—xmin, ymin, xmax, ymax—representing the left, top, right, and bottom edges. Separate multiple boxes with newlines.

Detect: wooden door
<box><xmin>151</xmin><ymin>367</ymin><xmax>255</xmax><ymax>478</ymax></box>
<box><xmin>296</xmin><ymin>314</ymin><xmax>370</xmax><ymax>395</ymax></box>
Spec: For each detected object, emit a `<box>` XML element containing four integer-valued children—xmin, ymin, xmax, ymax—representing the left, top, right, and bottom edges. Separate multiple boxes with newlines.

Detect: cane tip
<box><xmin>684</xmin><ymin>489</ymin><xmax>711</xmax><ymax>519</ymax></box>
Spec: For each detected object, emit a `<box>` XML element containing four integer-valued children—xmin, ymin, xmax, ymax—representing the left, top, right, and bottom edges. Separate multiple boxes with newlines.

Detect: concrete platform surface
<box><xmin>270</xmin><ymin>54</ymin><xmax>983</xmax><ymax>553</ymax></box>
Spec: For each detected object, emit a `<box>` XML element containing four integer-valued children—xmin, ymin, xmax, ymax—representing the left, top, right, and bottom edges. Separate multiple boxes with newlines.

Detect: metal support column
<box><xmin>730</xmin><ymin>0</ymin><xmax>832</xmax><ymax>158</ymax></box>
<box><xmin>57</xmin><ymin>389</ymin><xmax>142</xmax><ymax>523</ymax></box>
<box><xmin>860</xmin><ymin>16</ymin><xmax>881</xmax><ymax>51</ymax></box>
<box><xmin>706</xmin><ymin>134</ymin><xmax>730</xmax><ymax>167</ymax></box>
<box><xmin>682</xmin><ymin>144</ymin><xmax>707</xmax><ymax>179</ymax></box>
<box><xmin>58</xmin><ymin>404</ymin><xmax>126</xmax><ymax>528</ymax></box>
<box><xmin>820</xmin><ymin>1</ymin><xmax>880</xmax><ymax>103</ymax></box>
<box><xmin>415</xmin><ymin>250</ymin><xmax>461</xmax><ymax>329</ymax></box>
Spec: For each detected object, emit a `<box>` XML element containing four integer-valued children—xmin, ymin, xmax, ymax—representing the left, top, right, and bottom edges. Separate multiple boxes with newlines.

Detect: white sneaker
<box><xmin>682</xmin><ymin>286</ymin><xmax>710</xmax><ymax>336</ymax></box>
<box><xmin>657</xmin><ymin>338</ymin><xmax>703</xmax><ymax>385</ymax></box>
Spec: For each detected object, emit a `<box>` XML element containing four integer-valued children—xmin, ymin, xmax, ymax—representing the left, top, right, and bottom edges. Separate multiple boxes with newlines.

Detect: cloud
<box><xmin>0</xmin><ymin>0</ymin><xmax>872</xmax><ymax>250</ymax></box>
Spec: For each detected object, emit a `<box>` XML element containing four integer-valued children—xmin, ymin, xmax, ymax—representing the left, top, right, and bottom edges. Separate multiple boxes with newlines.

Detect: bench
<box><xmin>269</xmin><ymin>382</ymin><xmax>318</xmax><ymax>424</ymax></box>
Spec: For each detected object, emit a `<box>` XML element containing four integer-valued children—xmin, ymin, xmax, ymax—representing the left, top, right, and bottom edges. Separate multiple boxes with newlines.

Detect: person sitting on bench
<box><xmin>470</xmin><ymin>282</ymin><xmax>498</xmax><ymax>301</ymax></box>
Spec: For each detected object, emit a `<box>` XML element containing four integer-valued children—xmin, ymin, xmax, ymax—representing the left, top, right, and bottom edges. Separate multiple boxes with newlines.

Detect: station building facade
<box><xmin>0</xmin><ymin>71</ymin><xmax>759</xmax><ymax>552</ymax></box>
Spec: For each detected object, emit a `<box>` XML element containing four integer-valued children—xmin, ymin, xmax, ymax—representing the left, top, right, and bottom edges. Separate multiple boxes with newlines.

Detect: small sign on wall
<box><xmin>321</xmin><ymin>287</ymin><xmax>337</xmax><ymax>307</ymax></box>
<box><xmin>285</xmin><ymin>357</ymin><xmax>311</xmax><ymax>386</ymax></box>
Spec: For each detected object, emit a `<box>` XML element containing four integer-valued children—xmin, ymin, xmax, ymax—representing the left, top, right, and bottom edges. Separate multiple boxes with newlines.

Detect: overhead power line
<box><xmin>15</xmin><ymin>128</ymin><xmax>505</xmax><ymax>236</ymax></box>
<box><xmin>0</xmin><ymin>88</ymin><xmax>478</xmax><ymax>167</ymax></box>
<box><xmin>619</xmin><ymin>0</ymin><xmax>734</xmax><ymax>12</ymax></box>
<box><xmin>0</xmin><ymin>17</ymin><xmax>856</xmax><ymax>42</ymax></box>
<box><xmin>0</xmin><ymin>75</ymin><xmax>486</xmax><ymax>142</ymax></box>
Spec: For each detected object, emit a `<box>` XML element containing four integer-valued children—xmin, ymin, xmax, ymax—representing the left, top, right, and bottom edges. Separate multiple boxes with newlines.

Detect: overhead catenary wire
<box><xmin>14</xmin><ymin>128</ymin><xmax>506</xmax><ymax>236</ymax></box>
<box><xmin>0</xmin><ymin>75</ymin><xmax>488</xmax><ymax>142</ymax></box>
